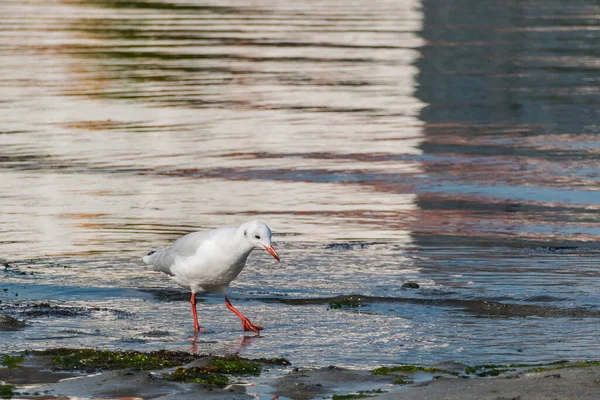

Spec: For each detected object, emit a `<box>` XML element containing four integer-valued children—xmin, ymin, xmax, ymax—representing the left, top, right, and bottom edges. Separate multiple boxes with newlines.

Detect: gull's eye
<box><xmin>254</xmin><ymin>234</ymin><xmax>261</xmax><ymax>240</ymax></box>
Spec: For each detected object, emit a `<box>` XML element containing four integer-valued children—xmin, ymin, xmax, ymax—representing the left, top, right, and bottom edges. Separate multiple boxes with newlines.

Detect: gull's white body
<box><xmin>142</xmin><ymin>220</ymin><xmax>279</xmax><ymax>333</ymax></box>
<box><xmin>143</xmin><ymin>226</ymin><xmax>254</xmax><ymax>293</ymax></box>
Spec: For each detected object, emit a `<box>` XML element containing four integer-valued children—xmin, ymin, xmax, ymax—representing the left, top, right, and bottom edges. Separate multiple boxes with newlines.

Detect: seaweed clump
<box><xmin>371</xmin><ymin>365</ymin><xmax>456</xmax><ymax>386</ymax></box>
<box><xmin>210</xmin><ymin>359</ymin><xmax>261</xmax><ymax>375</ymax></box>
<box><xmin>0</xmin><ymin>384</ymin><xmax>14</xmax><ymax>400</ymax></box>
<box><xmin>251</xmin><ymin>357</ymin><xmax>291</xmax><ymax>366</ymax></box>
<box><xmin>392</xmin><ymin>376</ymin><xmax>414</xmax><ymax>384</ymax></box>
<box><xmin>1</xmin><ymin>354</ymin><xmax>25</xmax><ymax>369</ymax></box>
<box><xmin>163</xmin><ymin>357</ymin><xmax>262</xmax><ymax>388</ymax></box>
<box><xmin>164</xmin><ymin>367</ymin><xmax>230</xmax><ymax>387</ymax></box>
<box><xmin>372</xmin><ymin>365</ymin><xmax>458</xmax><ymax>376</ymax></box>
<box><xmin>465</xmin><ymin>360</ymin><xmax>570</xmax><ymax>377</ymax></box>
<box><xmin>33</xmin><ymin>348</ymin><xmax>196</xmax><ymax>372</ymax></box>
<box><xmin>328</xmin><ymin>295</ymin><xmax>364</xmax><ymax>310</ymax></box>
<box><xmin>526</xmin><ymin>360</ymin><xmax>600</xmax><ymax>373</ymax></box>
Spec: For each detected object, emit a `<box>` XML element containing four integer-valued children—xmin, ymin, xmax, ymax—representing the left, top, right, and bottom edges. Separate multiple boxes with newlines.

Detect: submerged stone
<box><xmin>0</xmin><ymin>315</ymin><xmax>25</xmax><ymax>331</ymax></box>
<box><xmin>325</xmin><ymin>243</ymin><xmax>372</xmax><ymax>250</ymax></box>
<box><xmin>401</xmin><ymin>282</ymin><xmax>420</xmax><ymax>289</ymax></box>
<box><xmin>164</xmin><ymin>367</ymin><xmax>230</xmax><ymax>387</ymax></box>
<box><xmin>392</xmin><ymin>376</ymin><xmax>414</xmax><ymax>384</ymax></box>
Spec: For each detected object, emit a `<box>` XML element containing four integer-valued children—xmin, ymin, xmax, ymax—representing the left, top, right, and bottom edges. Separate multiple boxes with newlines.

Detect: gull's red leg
<box><xmin>190</xmin><ymin>292</ymin><xmax>206</xmax><ymax>333</ymax></box>
<box><xmin>225</xmin><ymin>296</ymin><xmax>264</xmax><ymax>333</ymax></box>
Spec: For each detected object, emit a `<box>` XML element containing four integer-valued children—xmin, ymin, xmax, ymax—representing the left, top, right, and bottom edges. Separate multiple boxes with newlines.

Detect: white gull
<box><xmin>143</xmin><ymin>220</ymin><xmax>280</xmax><ymax>333</ymax></box>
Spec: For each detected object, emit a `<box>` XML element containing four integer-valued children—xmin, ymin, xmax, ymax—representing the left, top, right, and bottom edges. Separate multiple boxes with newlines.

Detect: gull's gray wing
<box><xmin>142</xmin><ymin>230</ymin><xmax>214</xmax><ymax>275</ymax></box>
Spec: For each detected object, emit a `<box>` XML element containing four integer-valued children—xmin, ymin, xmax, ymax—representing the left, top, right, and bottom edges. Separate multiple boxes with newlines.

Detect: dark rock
<box><xmin>0</xmin><ymin>314</ymin><xmax>26</xmax><ymax>331</ymax></box>
<box><xmin>402</xmin><ymin>282</ymin><xmax>420</xmax><ymax>289</ymax></box>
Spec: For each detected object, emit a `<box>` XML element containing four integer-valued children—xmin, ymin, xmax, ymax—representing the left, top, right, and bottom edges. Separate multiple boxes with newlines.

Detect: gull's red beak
<box><xmin>263</xmin><ymin>245</ymin><xmax>280</xmax><ymax>262</ymax></box>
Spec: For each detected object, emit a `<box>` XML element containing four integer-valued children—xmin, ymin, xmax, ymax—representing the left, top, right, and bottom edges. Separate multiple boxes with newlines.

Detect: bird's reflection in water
<box><xmin>189</xmin><ymin>333</ymin><xmax>262</xmax><ymax>354</ymax></box>
<box><xmin>235</xmin><ymin>334</ymin><xmax>262</xmax><ymax>352</ymax></box>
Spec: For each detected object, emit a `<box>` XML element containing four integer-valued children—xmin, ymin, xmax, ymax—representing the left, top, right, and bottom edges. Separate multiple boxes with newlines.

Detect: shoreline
<box><xmin>2</xmin><ymin>348</ymin><xmax>600</xmax><ymax>399</ymax></box>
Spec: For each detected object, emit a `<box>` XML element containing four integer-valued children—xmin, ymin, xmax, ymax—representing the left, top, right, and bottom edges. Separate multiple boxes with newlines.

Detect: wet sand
<box><xmin>378</xmin><ymin>366</ymin><xmax>600</xmax><ymax>400</ymax></box>
<box><xmin>1</xmin><ymin>0</ymin><xmax>600</xmax><ymax>375</ymax></box>
<box><xmin>2</xmin><ymin>350</ymin><xmax>600</xmax><ymax>399</ymax></box>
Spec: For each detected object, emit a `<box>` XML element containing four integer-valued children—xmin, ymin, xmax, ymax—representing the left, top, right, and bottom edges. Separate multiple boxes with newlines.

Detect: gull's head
<box><xmin>242</xmin><ymin>220</ymin><xmax>280</xmax><ymax>262</ymax></box>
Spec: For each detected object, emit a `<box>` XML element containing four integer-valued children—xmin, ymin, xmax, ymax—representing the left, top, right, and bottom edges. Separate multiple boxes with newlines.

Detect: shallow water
<box><xmin>1</xmin><ymin>0</ymin><xmax>599</xmax><ymax>369</ymax></box>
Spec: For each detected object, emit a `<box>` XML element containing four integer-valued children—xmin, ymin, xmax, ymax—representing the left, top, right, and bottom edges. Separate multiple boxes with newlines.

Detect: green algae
<box><xmin>33</xmin><ymin>348</ymin><xmax>196</xmax><ymax>372</ymax></box>
<box><xmin>209</xmin><ymin>359</ymin><xmax>261</xmax><ymax>375</ymax></box>
<box><xmin>25</xmin><ymin>348</ymin><xmax>287</xmax><ymax>377</ymax></box>
<box><xmin>467</xmin><ymin>360</ymin><xmax>596</xmax><ymax>375</ymax></box>
<box><xmin>164</xmin><ymin>367</ymin><xmax>230</xmax><ymax>387</ymax></box>
<box><xmin>0</xmin><ymin>385</ymin><xmax>13</xmax><ymax>400</ymax></box>
<box><xmin>466</xmin><ymin>360</ymin><xmax>571</xmax><ymax>376</ymax></box>
<box><xmin>328</xmin><ymin>295</ymin><xmax>364</xmax><ymax>310</ymax></box>
<box><xmin>163</xmin><ymin>357</ymin><xmax>262</xmax><ymax>387</ymax></box>
<box><xmin>1</xmin><ymin>355</ymin><xmax>24</xmax><ymax>369</ymax></box>
<box><xmin>372</xmin><ymin>365</ymin><xmax>458</xmax><ymax>376</ymax></box>
<box><xmin>526</xmin><ymin>360</ymin><xmax>600</xmax><ymax>373</ymax></box>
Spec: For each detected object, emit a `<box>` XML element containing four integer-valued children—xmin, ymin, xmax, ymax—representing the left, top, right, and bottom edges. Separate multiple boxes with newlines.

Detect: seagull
<box><xmin>143</xmin><ymin>220</ymin><xmax>280</xmax><ymax>333</ymax></box>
